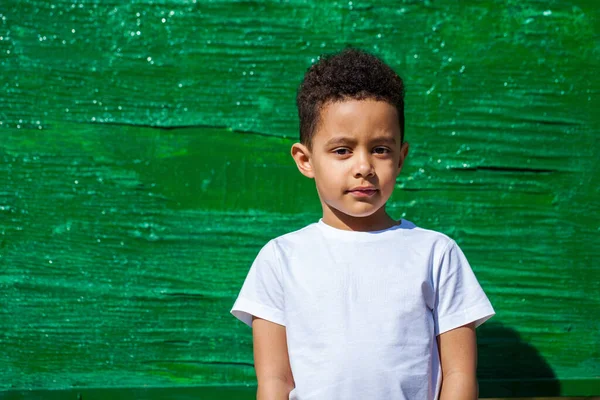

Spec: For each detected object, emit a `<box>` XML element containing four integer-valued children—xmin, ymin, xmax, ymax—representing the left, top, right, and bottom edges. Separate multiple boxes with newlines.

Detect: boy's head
<box><xmin>291</xmin><ymin>48</ymin><xmax>409</xmax><ymax>231</ymax></box>
<box><xmin>296</xmin><ymin>47</ymin><xmax>405</xmax><ymax>150</ymax></box>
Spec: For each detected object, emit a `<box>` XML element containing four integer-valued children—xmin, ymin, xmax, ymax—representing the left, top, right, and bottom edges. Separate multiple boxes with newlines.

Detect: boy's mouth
<box><xmin>346</xmin><ymin>187</ymin><xmax>378</xmax><ymax>197</ymax></box>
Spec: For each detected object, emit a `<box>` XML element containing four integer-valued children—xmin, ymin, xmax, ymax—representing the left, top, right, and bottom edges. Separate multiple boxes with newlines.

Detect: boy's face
<box><xmin>292</xmin><ymin>99</ymin><xmax>409</xmax><ymax>230</ymax></box>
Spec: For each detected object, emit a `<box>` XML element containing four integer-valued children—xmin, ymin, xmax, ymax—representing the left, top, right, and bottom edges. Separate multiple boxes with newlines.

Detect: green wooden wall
<box><xmin>0</xmin><ymin>0</ymin><xmax>598</xmax><ymax>398</ymax></box>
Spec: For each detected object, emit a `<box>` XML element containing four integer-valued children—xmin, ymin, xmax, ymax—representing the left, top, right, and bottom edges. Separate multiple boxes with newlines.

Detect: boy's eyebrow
<box><xmin>323</xmin><ymin>135</ymin><xmax>397</xmax><ymax>148</ymax></box>
<box><xmin>370</xmin><ymin>136</ymin><xmax>397</xmax><ymax>146</ymax></box>
<box><xmin>323</xmin><ymin>136</ymin><xmax>358</xmax><ymax>147</ymax></box>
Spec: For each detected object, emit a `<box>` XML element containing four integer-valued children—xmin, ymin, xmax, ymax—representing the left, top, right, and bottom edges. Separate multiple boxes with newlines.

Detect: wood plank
<box><xmin>1</xmin><ymin>121</ymin><xmax>598</xmax><ymax>395</ymax></box>
<box><xmin>0</xmin><ymin>385</ymin><xmax>599</xmax><ymax>399</ymax></box>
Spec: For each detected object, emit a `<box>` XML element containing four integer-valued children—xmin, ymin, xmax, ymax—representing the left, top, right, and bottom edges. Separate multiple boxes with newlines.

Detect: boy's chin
<box><xmin>327</xmin><ymin>203</ymin><xmax>387</xmax><ymax>219</ymax></box>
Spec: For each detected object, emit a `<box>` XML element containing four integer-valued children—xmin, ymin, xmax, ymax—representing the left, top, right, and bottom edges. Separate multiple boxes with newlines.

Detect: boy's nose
<box><xmin>353</xmin><ymin>154</ymin><xmax>375</xmax><ymax>178</ymax></box>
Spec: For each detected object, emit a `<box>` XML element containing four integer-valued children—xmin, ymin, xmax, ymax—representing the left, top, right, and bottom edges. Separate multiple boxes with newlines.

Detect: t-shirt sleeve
<box><xmin>230</xmin><ymin>240</ymin><xmax>285</xmax><ymax>328</ymax></box>
<box><xmin>433</xmin><ymin>239</ymin><xmax>495</xmax><ymax>335</ymax></box>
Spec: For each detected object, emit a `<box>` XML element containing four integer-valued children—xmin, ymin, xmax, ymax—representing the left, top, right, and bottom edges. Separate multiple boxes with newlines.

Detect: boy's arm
<box><xmin>437</xmin><ymin>322</ymin><xmax>478</xmax><ymax>400</ymax></box>
<box><xmin>252</xmin><ymin>316</ymin><xmax>295</xmax><ymax>400</ymax></box>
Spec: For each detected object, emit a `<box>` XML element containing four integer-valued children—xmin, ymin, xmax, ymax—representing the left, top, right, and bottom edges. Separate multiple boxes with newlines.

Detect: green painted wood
<box><xmin>0</xmin><ymin>383</ymin><xmax>599</xmax><ymax>400</ymax></box>
<box><xmin>1</xmin><ymin>0</ymin><xmax>599</xmax><ymax>397</ymax></box>
<box><xmin>0</xmin><ymin>386</ymin><xmax>256</xmax><ymax>400</ymax></box>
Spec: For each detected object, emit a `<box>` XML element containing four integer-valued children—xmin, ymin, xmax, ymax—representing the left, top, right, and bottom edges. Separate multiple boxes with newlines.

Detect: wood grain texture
<box><xmin>0</xmin><ymin>0</ymin><xmax>598</xmax><ymax>396</ymax></box>
<box><xmin>0</xmin><ymin>387</ymin><xmax>597</xmax><ymax>400</ymax></box>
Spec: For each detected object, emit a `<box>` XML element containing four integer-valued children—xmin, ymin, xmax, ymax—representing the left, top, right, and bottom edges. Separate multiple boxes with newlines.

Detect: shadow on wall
<box><xmin>477</xmin><ymin>322</ymin><xmax>560</xmax><ymax>397</ymax></box>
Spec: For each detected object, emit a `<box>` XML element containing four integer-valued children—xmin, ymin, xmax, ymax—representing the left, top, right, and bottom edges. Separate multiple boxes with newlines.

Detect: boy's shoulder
<box><xmin>398</xmin><ymin>219</ymin><xmax>456</xmax><ymax>245</ymax></box>
<box><xmin>265</xmin><ymin>221</ymin><xmax>320</xmax><ymax>247</ymax></box>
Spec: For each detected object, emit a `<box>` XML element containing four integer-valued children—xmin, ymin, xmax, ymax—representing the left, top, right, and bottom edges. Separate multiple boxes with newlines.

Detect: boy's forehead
<box><xmin>313</xmin><ymin>99</ymin><xmax>402</xmax><ymax>143</ymax></box>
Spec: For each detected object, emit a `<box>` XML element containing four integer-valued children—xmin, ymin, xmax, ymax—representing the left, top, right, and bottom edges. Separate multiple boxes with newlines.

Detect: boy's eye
<box><xmin>373</xmin><ymin>147</ymin><xmax>390</xmax><ymax>154</ymax></box>
<box><xmin>333</xmin><ymin>148</ymin><xmax>350</xmax><ymax>155</ymax></box>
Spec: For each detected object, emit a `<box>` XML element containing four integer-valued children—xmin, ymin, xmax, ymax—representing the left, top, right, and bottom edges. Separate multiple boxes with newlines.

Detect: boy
<box><xmin>231</xmin><ymin>48</ymin><xmax>495</xmax><ymax>400</ymax></box>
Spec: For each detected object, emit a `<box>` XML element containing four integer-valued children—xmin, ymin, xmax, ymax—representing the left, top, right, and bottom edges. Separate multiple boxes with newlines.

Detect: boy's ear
<box><xmin>396</xmin><ymin>141</ymin><xmax>410</xmax><ymax>175</ymax></box>
<box><xmin>291</xmin><ymin>143</ymin><xmax>314</xmax><ymax>178</ymax></box>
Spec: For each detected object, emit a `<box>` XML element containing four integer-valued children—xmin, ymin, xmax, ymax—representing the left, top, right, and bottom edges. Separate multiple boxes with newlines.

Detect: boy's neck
<box><xmin>321</xmin><ymin>205</ymin><xmax>399</xmax><ymax>232</ymax></box>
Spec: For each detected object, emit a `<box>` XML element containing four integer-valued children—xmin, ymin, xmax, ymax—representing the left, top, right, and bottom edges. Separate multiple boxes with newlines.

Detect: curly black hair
<box><xmin>296</xmin><ymin>47</ymin><xmax>405</xmax><ymax>149</ymax></box>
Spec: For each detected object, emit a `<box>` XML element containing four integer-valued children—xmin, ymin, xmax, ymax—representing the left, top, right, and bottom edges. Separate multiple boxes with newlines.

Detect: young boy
<box><xmin>231</xmin><ymin>48</ymin><xmax>495</xmax><ymax>400</ymax></box>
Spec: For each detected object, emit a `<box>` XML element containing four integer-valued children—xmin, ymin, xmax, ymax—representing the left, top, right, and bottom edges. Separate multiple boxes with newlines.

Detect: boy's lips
<box><xmin>346</xmin><ymin>187</ymin><xmax>378</xmax><ymax>197</ymax></box>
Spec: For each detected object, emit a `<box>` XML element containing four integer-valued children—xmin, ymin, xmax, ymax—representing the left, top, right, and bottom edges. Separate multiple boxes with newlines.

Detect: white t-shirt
<box><xmin>231</xmin><ymin>219</ymin><xmax>495</xmax><ymax>400</ymax></box>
